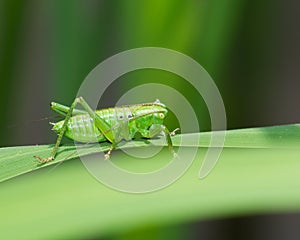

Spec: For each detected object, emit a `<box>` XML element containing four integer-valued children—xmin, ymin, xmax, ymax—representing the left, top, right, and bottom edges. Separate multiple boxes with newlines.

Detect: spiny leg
<box><xmin>72</xmin><ymin>97</ymin><xmax>120</xmax><ymax>159</ymax></box>
<box><xmin>34</xmin><ymin>98</ymin><xmax>86</xmax><ymax>163</ymax></box>
<box><xmin>51</xmin><ymin>102</ymin><xmax>87</xmax><ymax>117</ymax></box>
<box><xmin>139</xmin><ymin>124</ymin><xmax>178</xmax><ymax>157</ymax></box>
<box><xmin>161</xmin><ymin>125</ymin><xmax>177</xmax><ymax>157</ymax></box>
<box><xmin>35</xmin><ymin>97</ymin><xmax>116</xmax><ymax>163</ymax></box>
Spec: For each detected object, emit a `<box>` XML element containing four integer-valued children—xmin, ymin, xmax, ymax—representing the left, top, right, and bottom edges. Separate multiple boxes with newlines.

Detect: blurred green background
<box><xmin>2</xmin><ymin>0</ymin><xmax>300</xmax><ymax>147</ymax></box>
<box><xmin>1</xmin><ymin>0</ymin><xmax>300</xmax><ymax>239</ymax></box>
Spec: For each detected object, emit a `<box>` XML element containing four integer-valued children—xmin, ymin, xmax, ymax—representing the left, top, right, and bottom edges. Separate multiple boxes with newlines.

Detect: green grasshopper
<box><xmin>34</xmin><ymin>97</ymin><xmax>179</xmax><ymax>163</ymax></box>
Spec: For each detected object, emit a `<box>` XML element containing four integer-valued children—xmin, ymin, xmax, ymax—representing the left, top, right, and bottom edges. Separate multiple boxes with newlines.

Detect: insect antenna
<box><xmin>6</xmin><ymin>115</ymin><xmax>61</xmax><ymax>129</ymax></box>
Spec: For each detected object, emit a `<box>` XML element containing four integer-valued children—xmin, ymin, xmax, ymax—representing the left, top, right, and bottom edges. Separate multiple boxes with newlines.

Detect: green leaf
<box><xmin>1</xmin><ymin>124</ymin><xmax>300</xmax><ymax>183</ymax></box>
<box><xmin>1</xmin><ymin>124</ymin><xmax>300</xmax><ymax>239</ymax></box>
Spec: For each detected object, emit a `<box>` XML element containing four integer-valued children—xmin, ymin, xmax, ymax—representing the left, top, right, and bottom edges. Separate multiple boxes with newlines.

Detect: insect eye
<box><xmin>119</xmin><ymin>115</ymin><xmax>124</xmax><ymax>119</ymax></box>
<box><xmin>128</xmin><ymin>114</ymin><xmax>132</xmax><ymax>118</ymax></box>
<box><xmin>159</xmin><ymin>113</ymin><xmax>164</xmax><ymax>119</ymax></box>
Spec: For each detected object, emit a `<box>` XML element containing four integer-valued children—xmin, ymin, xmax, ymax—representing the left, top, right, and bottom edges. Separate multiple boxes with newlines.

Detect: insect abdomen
<box><xmin>65</xmin><ymin>114</ymin><xmax>105</xmax><ymax>143</ymax></box>
<box><xmin>53</xmin><ymin>107</ymin><xmax>135</xmax><ymax>143</ymax></box>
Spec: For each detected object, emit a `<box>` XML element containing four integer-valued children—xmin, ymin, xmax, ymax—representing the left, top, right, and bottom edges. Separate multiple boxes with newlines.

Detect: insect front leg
<box><xmin>34</xmin><ymin>97</ymin><xmax>116</xmax><ymax>163</ymax></box>
<box><xmin>139</xmin><ymin>124</ymin><xmax>178</xmax><ymax>157</ymax></box>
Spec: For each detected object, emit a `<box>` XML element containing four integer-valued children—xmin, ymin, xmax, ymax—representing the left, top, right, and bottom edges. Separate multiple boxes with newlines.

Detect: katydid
<box><xmin>34</xmin><ymin>97</ymin><xmax>179</xmax><ymax>163</ymax></box>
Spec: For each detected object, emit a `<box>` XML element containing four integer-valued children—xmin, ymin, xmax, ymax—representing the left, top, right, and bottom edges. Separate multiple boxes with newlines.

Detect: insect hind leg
<box><xmin>51</xmin><ymin>102</ymin><xmax>87</xmax><ymax>117</ymax></box>
<box><xmin>34</xmin><ymin>98</ymin><xmax>87</xmax><ymax>163</ymax></box>
<box><xmin>35</xmin><ymin>97</ymin><xmax>116</xmax><ymax>163</ymax></box>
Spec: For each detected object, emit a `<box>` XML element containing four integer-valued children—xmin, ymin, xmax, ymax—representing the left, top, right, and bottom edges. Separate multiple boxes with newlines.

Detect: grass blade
<box><xmin>1</xmin><ymin>124</ymin><xmax>300</xmax><ymax>183</ymax></box>
<box><xmin>1</xmin><ymin>124</ymin><xmax>300</xmax><ymax>238</ymax></box>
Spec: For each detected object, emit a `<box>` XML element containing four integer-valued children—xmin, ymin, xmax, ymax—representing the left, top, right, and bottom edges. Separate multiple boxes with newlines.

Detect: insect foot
<box><xmin>104</xmin><ymin>146</ymin><xmax>114</xmax><ymax>160</ymax></box>
<box><xmin>170</xmin><ymin>128</ymin><xmax>180</xmax><ymax>136</ymax></box>
<box><xmin>34</xmin><ymin>155</ymin><xmax>54</xmax><ymax>163</ymax></box>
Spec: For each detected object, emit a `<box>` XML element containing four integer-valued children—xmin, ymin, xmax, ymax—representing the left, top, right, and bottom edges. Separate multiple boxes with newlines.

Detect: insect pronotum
<box><xmin>34</xmin><ymin>97</ymin><xmax>180</xmax><ymax>163</ymax></box>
